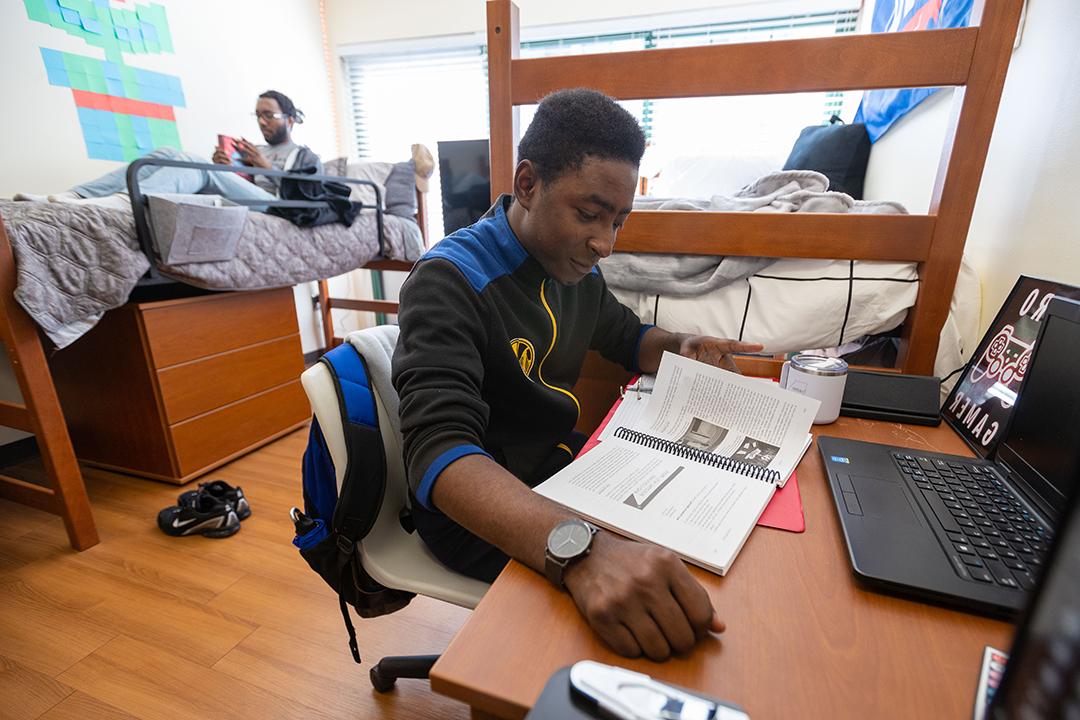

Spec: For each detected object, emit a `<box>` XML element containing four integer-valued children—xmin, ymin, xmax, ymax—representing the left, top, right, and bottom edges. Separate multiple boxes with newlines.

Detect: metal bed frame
<box><xmin>123</xmin><ymin>158</ymin><xmax>386</xmax><ymax>281</ymax></box>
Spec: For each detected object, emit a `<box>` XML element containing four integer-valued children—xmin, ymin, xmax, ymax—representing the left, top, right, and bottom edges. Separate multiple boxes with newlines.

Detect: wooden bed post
<box><xmin>0</xmin><ymin>217</ymin><xmax>98</xmax><ymax>550</ymax></box>
<box><xmin>487</xmin><ymin>0</ymin><xmax>519</xmax><ymax>201</ymax></box>
<box><xmin>898</xmin><ymin>0</ymin><xmax>1025</xmax><ymax>375</ymax></box>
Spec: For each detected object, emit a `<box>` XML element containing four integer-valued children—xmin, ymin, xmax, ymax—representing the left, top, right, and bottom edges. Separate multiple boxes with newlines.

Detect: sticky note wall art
<box><xmin>25</xmin><ymin>0</ymin><xmax>186</xmax><ymax>161</ymax></box>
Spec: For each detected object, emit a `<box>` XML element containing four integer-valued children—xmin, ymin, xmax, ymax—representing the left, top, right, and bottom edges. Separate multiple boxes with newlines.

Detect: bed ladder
<box><xmin>0</xmin><ymin>217</ymin><xmax>98</xmax><ymax>550</ymax></box>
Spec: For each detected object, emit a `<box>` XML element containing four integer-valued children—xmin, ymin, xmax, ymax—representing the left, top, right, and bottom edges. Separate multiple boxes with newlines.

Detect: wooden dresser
<box><xmin>49</xmin><ymin>288</ymin><xmax>309</xmax><ymax>484</ymax></box>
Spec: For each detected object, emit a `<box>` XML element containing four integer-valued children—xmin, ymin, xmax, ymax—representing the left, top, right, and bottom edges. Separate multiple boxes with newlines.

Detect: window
<box><xmin>341</xmin><ymin>4</ymin><xmax>859</xmax><ymax>239</ymax></box>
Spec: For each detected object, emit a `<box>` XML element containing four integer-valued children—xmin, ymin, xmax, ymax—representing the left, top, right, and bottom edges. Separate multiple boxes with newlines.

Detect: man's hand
<box><xmin>677</xmin><ymin>335</ymin><xmax>764</xmax><ymax>374</ymax></box>
<box><xmin>237</xmin><ymin>138</ymin><xmax>271</xmax><ymax>169</ymax></box>
<box><xmin>211</xmin><ymin>147</ymin><xmax>231</xmax><ymax>165</ymax></box>
<box><xmin>563</xmin><ymin>532</ymin><xmax>723</xmax><ymax>661</ymax></box>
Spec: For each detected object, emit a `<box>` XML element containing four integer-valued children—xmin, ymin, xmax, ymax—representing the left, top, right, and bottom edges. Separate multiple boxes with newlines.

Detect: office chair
<box><xmin>300</xmin><ymin>324</ymin><xmax>490</xmax><ymax>692</ymax></box>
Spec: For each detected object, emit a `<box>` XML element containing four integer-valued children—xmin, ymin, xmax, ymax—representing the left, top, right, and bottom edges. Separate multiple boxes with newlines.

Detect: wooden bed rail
<box><xmin>0</xmin><ymin>216</ymin><xmax>98</xmax><ymax>550</ymax></box>
<box><xmin>487</xmin><ymin>0</ymin><xmax>1024</xmax><ymax>390</ymax></box>
<box><xmin>618</xmin><ymin>212</ymin><xmax>936</xmax><ymax>261</ymax></box>
<box><xmin>509</xmin><ymin>28</ymin><xmax>979</xmax><ymax>105</ymax></box>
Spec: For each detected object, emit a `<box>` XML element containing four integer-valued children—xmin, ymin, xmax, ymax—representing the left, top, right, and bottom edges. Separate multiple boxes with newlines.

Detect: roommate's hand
<box><xmin>677</xmin><ymin>335</ymin><xmax>764</xmax><ymax>374</ymax></box>
<box><xmin>211</xmin><ymin>147</ymin><xmax>231</xmax><ymax>165</ymax></box>
<box><xmin>563</xmin><ymin>532</ymin><xmax>723</xmax><ymax>661</ymax></box>
<box><xmin>237</xmin><ymin>138</ymin><xmax>271</xmax><ymax>169</ymax></box>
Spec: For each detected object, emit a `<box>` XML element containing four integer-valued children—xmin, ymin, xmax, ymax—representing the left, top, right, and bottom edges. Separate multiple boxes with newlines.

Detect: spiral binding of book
<box><xmin>613</xmin><ymin>426</ymin><xmax>782</xmax><ymax>484</ymax></box>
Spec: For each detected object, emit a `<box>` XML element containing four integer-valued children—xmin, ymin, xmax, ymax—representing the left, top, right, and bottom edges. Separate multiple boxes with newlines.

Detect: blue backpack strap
<box><xmin>320</xmin><ymin>343</ymin><xmax>387</xmax><ymax>542</ymax></box>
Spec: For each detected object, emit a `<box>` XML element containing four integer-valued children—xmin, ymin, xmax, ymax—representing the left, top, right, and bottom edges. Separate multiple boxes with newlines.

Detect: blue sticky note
<box><xmin>60</xmin><ymin>7</ymin><xmax>81</xmax><ymax>25</ymax></box>
<box><xmin>44</xmin><ymin>64</ymin><xmax>71</xmax><ymax>87</ymax></box>
<box><xmin>106</xmin><ymin>78</ymin><xmax>125</xmax><ymax>96</ymax></box>
<box><xmin>102</xmin><ymin>61</ymin><xmax>121</xmax><ymax>79</ymax></box>
<box><xmin>140</xmin><ymin>22</ymin><xmax>158</xmax><ymax>42</ymax></box>
<box><xmin>40</xmin><ymin>48</ymin><xmax>65</xmax><ymax>69</ymax></box>
<box><xmin>45</xmin><ymin>0</ymin><xmax>63</xmax><ymax>14</ymax></box>
<box><xmin>86</xmin><ymin>141</ymin><xmax>110</xmax><ymax>160</ymax></box>
<box><xmin>81</xmin><ymin>17</ymin><xmax>102</xmax><ymax>34</ymax></box>
<box><xmin>115</xmin><ymin>25</ymin><xmax>128</xmax><ymax>41</ymax></box>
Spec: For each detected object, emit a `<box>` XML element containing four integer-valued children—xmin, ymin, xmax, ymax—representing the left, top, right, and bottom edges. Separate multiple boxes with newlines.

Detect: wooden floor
<box><xmin>0</xmin><ymin>427</ymin><xmax>473</xmax><ymax>720</ymax></box>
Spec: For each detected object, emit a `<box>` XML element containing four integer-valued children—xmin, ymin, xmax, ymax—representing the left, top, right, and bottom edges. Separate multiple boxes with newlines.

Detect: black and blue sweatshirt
<box><xmin>391</xmin><ymin>195</ymin><xmax>650</xmax><ymax>512</ymax></box>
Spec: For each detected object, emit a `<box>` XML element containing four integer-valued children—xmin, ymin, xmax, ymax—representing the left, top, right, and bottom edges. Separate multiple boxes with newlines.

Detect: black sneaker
<box><xmin>178</xmin><ymin>480</ymin><xmax>250</xmax><ymax>520</ymax></box>
<box><xmin>158</xmin><ymin>493</ymin><xmax>240</xmax><ymax>538</ymax></box>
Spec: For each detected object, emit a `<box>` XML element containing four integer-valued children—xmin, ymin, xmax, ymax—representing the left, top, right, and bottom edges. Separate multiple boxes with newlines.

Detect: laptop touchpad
<box><xmin>850</xmin><ymin>475</ymin><xmax>921</xmax><ymax>525</ymax></box>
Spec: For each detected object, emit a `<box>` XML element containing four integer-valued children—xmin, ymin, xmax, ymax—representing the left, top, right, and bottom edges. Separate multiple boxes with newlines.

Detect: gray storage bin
<box><xmin>147</xmin><ymin>193</ymin><xmax>248</xmax><ymax>264</ymax></box>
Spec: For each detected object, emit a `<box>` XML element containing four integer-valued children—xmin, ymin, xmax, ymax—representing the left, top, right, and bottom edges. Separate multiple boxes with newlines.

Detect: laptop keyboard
<box><xmin>892</xmin><ymin>453</ymin><xmax>1052</xmax><ymax>592</ymax></box>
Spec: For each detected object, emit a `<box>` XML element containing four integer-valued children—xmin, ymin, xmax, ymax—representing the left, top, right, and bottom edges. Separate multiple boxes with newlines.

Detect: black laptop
<box><xmin>818</xmin><ymin>296</ymin><xmax>1080</xmax><ymax>617</ymax></box>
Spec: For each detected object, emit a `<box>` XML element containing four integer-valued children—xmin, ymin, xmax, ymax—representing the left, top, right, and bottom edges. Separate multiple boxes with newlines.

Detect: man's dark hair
<box><xmin>517</xmin><ymin>88</ymin><xmax>645</xmax><ymax>184</ymax></box>
<box><xmin>259</xmin><ymin>90</ymin><xmax>305</xmax><ymax>124</ymax></box>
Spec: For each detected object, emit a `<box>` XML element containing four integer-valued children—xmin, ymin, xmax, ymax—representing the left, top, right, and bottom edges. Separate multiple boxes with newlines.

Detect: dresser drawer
<box><xmin>170</xmin><ymin>380</ymin><xmax>309</xmax><ymax>477</ymax></box>
<box><xmin>142</xmin><ymin>289</ymin><xmax>299</xmax><ymax>368</ymax></box>
<box><xmin>157</xmin><ymin>335</ymin><xmax>304</xmax><ymax>423</ymax></box>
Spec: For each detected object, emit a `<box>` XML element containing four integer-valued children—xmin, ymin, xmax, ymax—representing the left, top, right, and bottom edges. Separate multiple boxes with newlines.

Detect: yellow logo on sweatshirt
<box><xmin>510</xmin><ymin>337</ymin><xmax>535</xmax><ymax>377</ymax></box>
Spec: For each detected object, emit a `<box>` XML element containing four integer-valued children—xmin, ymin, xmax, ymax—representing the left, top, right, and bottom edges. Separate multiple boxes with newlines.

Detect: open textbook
<box><xmin>535</xmin><ymin>352</ymin><xmax>819</xmax><ymax>575</ymax></box>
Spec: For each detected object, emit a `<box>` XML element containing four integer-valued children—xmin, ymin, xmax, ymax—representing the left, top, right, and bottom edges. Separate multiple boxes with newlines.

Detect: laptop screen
<box><xmin>996</xmin><ymin>302</ymin><xmax>1080</xmax><ymax>521</ymax></box>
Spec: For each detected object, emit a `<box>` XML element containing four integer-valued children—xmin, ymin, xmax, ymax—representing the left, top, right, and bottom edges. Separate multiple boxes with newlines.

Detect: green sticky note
<box><xmin>115</xmin><ymin>113</ymin><xmax>136</xmax><ymax>150</ymax></box>
<box><xmin>23</xmin><ymin>0</ymin><xmax>52</xmax><ymax>25</ymax></box>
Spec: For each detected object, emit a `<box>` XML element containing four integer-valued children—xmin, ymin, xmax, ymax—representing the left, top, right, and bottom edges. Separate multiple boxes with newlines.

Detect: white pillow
<box><xmin>344</xmin><ymin>161</ymin><xmax>392</xmax><ymax>208</ymax></box>
<box><xmin>647</xmin><ymin>154</ymin><xmax>779</xmax><ymax>199</ymax></box>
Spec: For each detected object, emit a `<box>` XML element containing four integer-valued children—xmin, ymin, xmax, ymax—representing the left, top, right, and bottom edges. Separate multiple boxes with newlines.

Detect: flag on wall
<box><xmin>853</xmin><ymin>0</ymin><xmax>973</xmax><ymax>142</ymax></box>
<box><xmin>24</xmin><ymin>0</ymin><xmax>186</xmax><ymax>161</ymax></box>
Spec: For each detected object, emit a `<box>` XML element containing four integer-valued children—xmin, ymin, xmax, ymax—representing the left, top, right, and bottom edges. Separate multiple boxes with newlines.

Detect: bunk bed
<box><xmin>486</xmin><ymin>0</ymin><xmax>1024</xmax><ymax>431</ymax></box>
<box><xmin>0</xmin><ymin>152</ymin><xmax>427</xmax><ymax>540</ymax></box>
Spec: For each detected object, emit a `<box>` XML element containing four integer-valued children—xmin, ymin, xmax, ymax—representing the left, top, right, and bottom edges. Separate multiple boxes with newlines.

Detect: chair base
<box><xmin>369</xmin><ymin>653</ymin><xmax>440</xmax><ymax>693</ymax></box>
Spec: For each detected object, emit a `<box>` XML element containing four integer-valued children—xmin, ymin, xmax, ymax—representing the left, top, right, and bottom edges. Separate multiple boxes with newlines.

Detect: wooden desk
<box><xmin>430</xmin><ymin>417</ymin><xmax>1015</xmax><ymax>719</ymax></box>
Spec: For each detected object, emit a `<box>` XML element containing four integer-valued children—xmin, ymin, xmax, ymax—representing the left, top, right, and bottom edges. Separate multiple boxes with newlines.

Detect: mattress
<box><xmin>611</xmin><ymin>255</ymin><xmax>980</xmax><ymax>399</ymax></box>
<box><xmin>1</xmin><ymin>199</ymin><xmax>424</xmax><ymax>348</ymax></box>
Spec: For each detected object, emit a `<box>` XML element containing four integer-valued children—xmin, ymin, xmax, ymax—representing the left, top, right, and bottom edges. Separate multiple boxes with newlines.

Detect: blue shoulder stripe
<box><xmin>422</xmin><ymin>201</ymin><xmax>528</xmax><ymax>293</ymax></box>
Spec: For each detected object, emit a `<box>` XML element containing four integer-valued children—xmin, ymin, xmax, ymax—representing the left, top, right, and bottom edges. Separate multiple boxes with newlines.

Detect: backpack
<box><xmin>292</xmin><ymin>341</ymin><xmax>415</xmax><ymax>664</ymax></box>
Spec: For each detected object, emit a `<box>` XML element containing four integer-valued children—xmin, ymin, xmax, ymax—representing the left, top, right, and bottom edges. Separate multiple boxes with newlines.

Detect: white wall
<box><xmin>0</xmin><ymin>0</ymin><xmax>336</xmax><ymax>354</ymax></box>
<box><xmin>861</xmin><ymin>0</ymin><xmax>1080</xmax><ymax>330</ymax></box>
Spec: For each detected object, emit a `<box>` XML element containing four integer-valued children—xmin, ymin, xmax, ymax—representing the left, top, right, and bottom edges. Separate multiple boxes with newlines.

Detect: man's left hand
<box><xmin>237</xmin><ymin>138</ymin><xmax>271</xmax><ymax>169</ymax></box>
<box><xmin>677</xmin><ymin>335</ymin><xmax>764</xmax><ymax>373</ymax></box>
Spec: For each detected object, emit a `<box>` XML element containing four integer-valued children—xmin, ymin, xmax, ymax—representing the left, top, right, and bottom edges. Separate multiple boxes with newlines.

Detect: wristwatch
<box><xmin>544</xmin><ymin>518</ymin><xmax>598</xmax><ymax>588</ymax></box>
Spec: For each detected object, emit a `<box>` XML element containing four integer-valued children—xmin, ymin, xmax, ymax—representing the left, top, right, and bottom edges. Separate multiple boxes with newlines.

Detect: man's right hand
<box><xmin>562</xmin><ymin>531</ymin><xmax>723</xmax><ymax>661</ymax></box>
<box><xmin>212</xmin><ymin>148</ymin><xmax>231</xmax><ymax>165</ymax></box>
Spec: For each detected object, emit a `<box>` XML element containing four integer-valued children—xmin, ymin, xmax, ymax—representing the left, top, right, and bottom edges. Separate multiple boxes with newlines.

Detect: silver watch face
<box><xmin>548</xmin><ymin>520</ymin><xmax>593</xmax><ymax>560</ymax></box>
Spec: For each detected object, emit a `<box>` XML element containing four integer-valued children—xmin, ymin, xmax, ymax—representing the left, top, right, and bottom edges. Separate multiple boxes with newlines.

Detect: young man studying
<box><xmin>392</xmin><ymin>88</ymin><xmax>762</xmax><ymax>662</ymax></box>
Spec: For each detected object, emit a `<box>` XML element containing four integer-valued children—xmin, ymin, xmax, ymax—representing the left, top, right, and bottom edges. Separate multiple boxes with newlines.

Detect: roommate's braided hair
<box><xmin>259</xmin><ymin>90</ymin><xmax>305</xmax><ymax>124</ymax></box>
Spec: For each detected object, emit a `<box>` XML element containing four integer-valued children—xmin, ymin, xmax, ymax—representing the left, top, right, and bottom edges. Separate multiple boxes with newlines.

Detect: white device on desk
<box><xmin>569</xmin><ymin>661</ymin><xmax>749</xmax><ymax>720</ymax></box>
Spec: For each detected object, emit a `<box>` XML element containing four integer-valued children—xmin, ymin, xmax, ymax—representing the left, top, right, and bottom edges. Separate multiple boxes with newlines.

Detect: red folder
<box><xmin>579</xmin><ymin>394</ymin><xmax>805</xmax><ymax>533</ymax></box>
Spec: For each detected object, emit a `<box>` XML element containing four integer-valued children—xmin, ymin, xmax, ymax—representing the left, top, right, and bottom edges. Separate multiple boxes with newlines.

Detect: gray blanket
<box><xmin>600</xmin><ymin>171</ymin><xmax>908</xmax><ymax>297</ymax></box>
<box><xmin>1</xmin><ymin>200</ymin><xmax>424</xmax><ymax>348</ymax></box>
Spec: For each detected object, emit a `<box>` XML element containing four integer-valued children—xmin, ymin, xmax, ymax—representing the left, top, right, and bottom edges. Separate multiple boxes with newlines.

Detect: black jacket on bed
<box><xmin>392</xmin><ymin>195</ymin><xmax>650</xmax><ymax>516</ymax></box>
<box><xmin>268</xmin><ymin>165</ymin><xmax>362</xmax><ymax>227</ymax></box>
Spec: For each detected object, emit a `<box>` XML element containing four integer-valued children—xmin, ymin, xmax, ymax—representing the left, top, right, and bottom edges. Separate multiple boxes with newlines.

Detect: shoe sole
<box><xmin>200</xmin><ymin>522</ymin><xmax>241</xmax><ymax>539</ymax></box>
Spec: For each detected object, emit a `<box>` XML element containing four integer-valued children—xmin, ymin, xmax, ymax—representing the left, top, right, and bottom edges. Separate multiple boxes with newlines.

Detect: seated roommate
<box><xmin>392</xmin><ymin>88</ymin><xmax>763</xmax><ymax>662</ymax></box>
<box><xmin>15</xmin><ymin>90</ymin><xmax>319</xmax><ymax>209</ymax></box>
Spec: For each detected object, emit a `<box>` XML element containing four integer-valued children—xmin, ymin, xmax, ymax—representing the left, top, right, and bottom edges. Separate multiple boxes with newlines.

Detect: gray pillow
<box><xmin>322</xmin><ymin>157</ymin><xmax>347</xmax><ymax>178</ymax></box>
<box><xmin>385</xmin><ymin>159</ymin><xmax>417</xmax><ymax>218</ymax></box>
